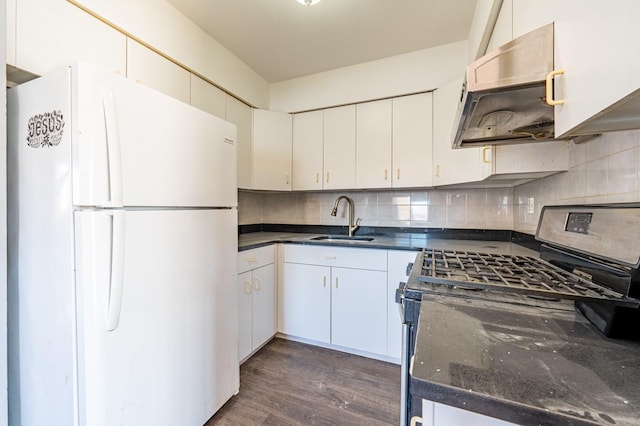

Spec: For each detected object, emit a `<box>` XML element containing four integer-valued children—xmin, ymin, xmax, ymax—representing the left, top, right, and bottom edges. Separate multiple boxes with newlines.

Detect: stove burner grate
<box><xmin>416</xmin><ymin>249</ymin><xmax>639</xmax><ymax>307</ymax></box>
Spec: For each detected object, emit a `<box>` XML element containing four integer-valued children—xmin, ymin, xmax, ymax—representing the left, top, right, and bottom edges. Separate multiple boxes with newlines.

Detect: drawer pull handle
<box><xmin>323</xmin><ymin>276</ymin><xmax>327</xmax><ymax>287</ymax></box>
<box><xmin>254</xmin><ymin>278</ymin><xmax>261</xmax><ymax>291</ymax></box>
<box><xmin>335</xmin><ymin>277</ymin><xmax>339</xmax><ymax>288</ymax></box>
<box><xmin>482</xmin><ymin>146</ymin><xmax>491</xmax><ymax>164</ymax></box>
<box><xmin>247</xmin><ymin>257</ymin><xmax>257</xmax><ymax>262</ymax></box>
<box><xmin>410</xmin><ymin>416</ymin><xmax>423</xmax><ymax>426</ymax></box>
<box><xmin>316</xmin><ymin>172</ymin><xmax>319</xmax><ymax>183</ymax></box>
<box><xmin>326</xmin><ymin>172</ymin><xmax>330</xmax><ymax>183</ymax></box>
<box><xmin>325</xmin><ymin>255</ymin><xmax>337</xmax><ymax>260</ymax></box>
<box><xmin>244</xmin><ymin>281</ymin><xmax>252</xmax><ymax>295</ymax></box>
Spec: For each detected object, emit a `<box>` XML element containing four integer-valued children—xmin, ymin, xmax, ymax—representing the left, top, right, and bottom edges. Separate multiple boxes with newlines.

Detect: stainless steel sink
<box><xmin>310</xmin><ymin>235</ymin><xmax>375</xmax><ymax>242</ymax></box>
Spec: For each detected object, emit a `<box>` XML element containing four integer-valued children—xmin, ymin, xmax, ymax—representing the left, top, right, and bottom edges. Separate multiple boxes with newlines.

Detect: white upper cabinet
<box><xmin>226</xmin><ymin>97</ymin><xmax>254</xmax><ymax>190</ymax></box>
<box><xmin>356</xmin><ymin>99</ymin><xmax>393</xmax><ymax>189</ymax></box>
<box><xmin>292</xmin><ymin>110</ymin><xmax>324</xmax><ymax>190</ymax></box>
<box><xmin>9</xmin><ymin>0</ymin><xmax>126</xmax><ymax>76</ymax></box>
<box><xmin>252</xmin><ymin>110</ymin><xmax>293</xmax><ymax>191</ymax></box>
<box><xmin>552</xmin><ymin>0</ymin><xmax>640</xmax><ymax>137</ymax></box>
<box><xmin>392</xmin><ymin>93</ymin><xmax>433</xmax><ymax>188</ymax></box>
<box><xmin>324</xmin><ymin>105</ymin><xmax>357</xmax><ymax>190</ymax></box>
<box><xmin>126</xmin><ymin>39</ymin><xmax>190</xmax><ymax>104</ymax></box>
<box><xmin>190</xmin><ymin>75</ymin><xmax>226</xmax><ymax>118</ymax></box>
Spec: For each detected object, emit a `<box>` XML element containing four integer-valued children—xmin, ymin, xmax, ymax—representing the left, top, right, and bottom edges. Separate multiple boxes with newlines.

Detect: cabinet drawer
<box><xmin>283</xmin><ymin>245</ymin><xmax>387</xmax><ymax>271</ymax></box>
<box><xmin>238</xmin><ymin>245</ymin><xmax>275</xmax><ymax>273</ymax></box>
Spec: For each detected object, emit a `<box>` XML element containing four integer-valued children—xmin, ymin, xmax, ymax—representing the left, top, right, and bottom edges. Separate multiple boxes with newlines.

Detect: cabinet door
<box><xmin>190</xmin><ymin>74</ymin><xmax>226</xmax><ymax>118</ymax></box>
<box><xmin>324</xmin><ymin>105</ymin><xmax>356</xmax><ymax>189</ymax></box>
<box><xmin>279</xmin><ymin>263</ymin><xmax>330</xmax><ymax>343</ymax></box>
<box><xmin>253</xmin><ymin>109</ymin><xmax>293</xmax><ymax>191</ymax></box>
<box><xmin>126</xmin><ymin>38</ymin><xmax>190</xmax><ymax>104</ymax></box>
<box><xmin>292</xmin><ymin>110</ymin><xmax>323</xmax><ymax>190</ymax></box>
<box><xmin>237</xmin><ymin>271</ymin><xmax>253</xmax><ymax>362</ymax></box>
<box><xmin>387</xmin><ymin>250</ymin><xmax>419</xmax><ymax>360</ymax></box>
<box><xmin>252</xmin><ymin>264</ymin><xmax>276</xmax><ymax>349</ymax></box>
<box><xmin>392</xmin><ymin>93</ymin><xmax>433</xmax><ymax>188</ymax></box>
<box><xmin>331</xmin><ymin>267</ymin><xmax>387</xmax><ymax>355</ymax></box>
<box><xmin>226</xmin><ymin>97</ymin><xmax>253</xmax><ymax>189</ymax></box>
<box><xmin>356</xmin><ymin>99</ymin><xmax>392</xmax><ymax>188</ymax></box>
<box><xmin>432</xmin><ymin>78</ymin><xmax>489</xmax><ymax>186</ymax></box>
<box><xmin>13</xmin><ymin>0</ymin><xmax>126</xmax><ymax>77</ymax></box>
<box><xmin>554</xmin><ymin>1</ymin><xmax>640</xmax><ymax>136</ymax></box>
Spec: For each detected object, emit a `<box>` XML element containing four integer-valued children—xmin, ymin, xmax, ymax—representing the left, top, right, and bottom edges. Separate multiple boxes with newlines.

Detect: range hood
<box><xmin>452</xmin><ymin>23</ymin><xmax>573</xmax><ymax>148</ymax></box>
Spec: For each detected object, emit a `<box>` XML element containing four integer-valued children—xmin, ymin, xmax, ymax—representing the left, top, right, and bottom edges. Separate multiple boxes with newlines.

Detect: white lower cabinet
<box><xmin>418</xmin><ymin>400</ymin><xmax>518</xmax><ymax>426</ymax></box>
<box><xmin>279</xmin><ymin>245</ymin><xmax>388</xmax><ymax>357</ymax></box>
<box><xmin>387</xmin><ymin>250</ymin><xmax>420</xmax><ymax>361</ymax></box>
<box><xmin>279</xmin><ymin>262</ymin><xmax>331</xmax><ymax>344</ymax></box>
<box><xmin>237</xmin><ymin>246</ymin><xmax>276</xmax><ymax>362</ymax></box>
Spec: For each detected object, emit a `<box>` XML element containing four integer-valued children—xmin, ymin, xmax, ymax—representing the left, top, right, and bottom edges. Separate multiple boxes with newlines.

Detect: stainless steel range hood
<box><xmin>452</xmin><ymin>23</ymin><xmax>575</xmax><ymax>148</ymax></box>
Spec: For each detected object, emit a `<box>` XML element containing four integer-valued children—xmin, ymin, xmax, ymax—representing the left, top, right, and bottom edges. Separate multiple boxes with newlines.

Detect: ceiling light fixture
<box><xmin>297</xmin><ymin>0</ymin><xmax>321</xmax><ymax>5</ymax></box>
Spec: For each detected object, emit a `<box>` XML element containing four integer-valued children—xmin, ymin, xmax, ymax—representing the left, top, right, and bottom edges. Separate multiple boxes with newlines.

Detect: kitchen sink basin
<box><xmin>310</xmin><ymin>235</ymin><xmax>375</xmax><ymax>242</ymax></box>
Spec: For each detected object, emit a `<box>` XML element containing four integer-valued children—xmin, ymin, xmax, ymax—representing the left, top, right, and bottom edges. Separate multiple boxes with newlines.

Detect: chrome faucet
<box><xmin>331</xmin><ymin>195</ymin><xmax>361</xmax><ymax>237</ymax></box>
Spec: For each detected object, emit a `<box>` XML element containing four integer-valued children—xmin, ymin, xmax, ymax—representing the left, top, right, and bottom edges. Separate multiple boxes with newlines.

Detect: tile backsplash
<box><xmin>239</xmin><ymin>187</ymin><xmax>514</xmax><ymax>230</ymax></box>
<box><xmin>239</xmin><ymin>130</ymin><xmax>640</xmax><ymax>235</ymax></box>
<box><xmin>514</xmin><ymin>130</ymin><xmax>640</xmax><ymax>234</ymax></box>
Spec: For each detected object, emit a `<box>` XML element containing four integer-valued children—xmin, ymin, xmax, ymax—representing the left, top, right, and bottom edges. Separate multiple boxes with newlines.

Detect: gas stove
<box><xmin>396</xmin><ymin>204</ymin><xmax>640</xmax><ymax>425</ymax></box>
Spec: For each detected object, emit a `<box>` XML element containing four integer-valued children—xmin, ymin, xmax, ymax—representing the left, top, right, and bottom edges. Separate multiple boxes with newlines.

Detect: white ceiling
<box><xmin>165</xmin><ymin>0</ymin><xmax>478</xmax><ymax>83</ymax></box>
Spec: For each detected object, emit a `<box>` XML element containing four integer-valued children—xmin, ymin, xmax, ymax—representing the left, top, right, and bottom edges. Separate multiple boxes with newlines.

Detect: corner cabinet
<box><xmin>253</xmin><ymin>110</ymin><xmax>293</xmax><ymax>191</ymax></box>
<box><xmin>279</xmin><ymin>245</ymin><xmax>388</xmax><ymax>356</ymax></box>
<box><xmin>237</xmin><ymin>246</ymin><xmax>277</xmax><ymax>362</ymax></box>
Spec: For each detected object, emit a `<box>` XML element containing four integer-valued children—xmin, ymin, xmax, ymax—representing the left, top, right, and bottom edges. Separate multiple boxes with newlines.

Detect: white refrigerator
<box><xmin>8</xmin><ymin>62</ymin><xmax>239</xmax><ymax>426</ymax></box>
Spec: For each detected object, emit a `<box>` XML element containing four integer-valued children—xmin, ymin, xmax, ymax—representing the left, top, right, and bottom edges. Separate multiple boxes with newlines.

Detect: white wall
<box><xmin>69</xmin><ymin>0</ymin><xmax>269</xmax><ymax>108</ymax></box>
<box><xmin>1</xmin><ymin>0</ymin><xmax>9</xmax><ymax>422</ymax></box>
<box><xmin>269</xmin><ymin>41</ymin><xmax>467</xmax><ymax>113</ymax></box>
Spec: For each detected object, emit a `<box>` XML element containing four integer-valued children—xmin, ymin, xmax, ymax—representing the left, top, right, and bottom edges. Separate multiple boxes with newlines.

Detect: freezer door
<box><xmin>71</xmin><ymin>62</ymin><xmax>237</xmax><ymax>208</ymax></box>
<box><xmin>74</xmin><ymin>209</ymin><xmax>239</xmax><ymax>426</ymax></box>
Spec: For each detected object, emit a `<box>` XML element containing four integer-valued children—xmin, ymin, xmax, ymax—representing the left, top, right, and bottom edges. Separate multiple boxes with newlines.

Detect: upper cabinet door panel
<box><xmin>252</xmin><ymin>109</ymin><xmax>292</xmax><ymax>191</ymax></box>
<box><xmin>190</xmin><ymin>74</ymin><xmax>226</xmax><ymax>118</ymax></box>
<box><xmin>553</xmin><ymin>0</ymin><xmax>640</xmax><ymax>136</ymax></box>
<box><xmin>323</xmin><ymin>105</ymin><xmax>356</xmax><ymax>190</ymax></box>
<box><xmin>126</xmin><ymin>39</ymin><xmax>190</xmax><ymax>105</ymax></box>
<box><xmin>226</xmin><ymin>97</ymin><xmax>253</xmax><ymax>190</ymax></box>
<box><xmin>292</xmin><ymin>110</ymin><xmax>323</xmax><ymax>190</ymax></box>
<box><xmin>356</xmin><ymin>99</ymin><xmax>392</xmax><ymax>189</ymax></box>
<box><xmin>14</xmin><ymin>0</ymin><xmax>126</xmax><ymax>76</ymax></box>
<box><xmin>392</xmin><ymin>93</ymin><xmax>433</xmax><ymax>188</ymax></box>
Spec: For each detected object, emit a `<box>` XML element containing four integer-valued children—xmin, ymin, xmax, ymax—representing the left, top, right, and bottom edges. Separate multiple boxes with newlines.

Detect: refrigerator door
<box><xmin>70</xmin><ymin>62</ymin><xmax>237</xmax><ymax>208</ymax></box>
<box><xmin>74</xmin><ymin>208</ymin><xmax>239</xmax><ymax>426</ymax></box>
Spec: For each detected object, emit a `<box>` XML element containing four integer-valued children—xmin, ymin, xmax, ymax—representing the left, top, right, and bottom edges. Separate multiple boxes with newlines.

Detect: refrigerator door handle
<box><xmin>101</xmin><ymin>88</ymin><xmax>124</xmax><ymax>207</ymax></box>
<box><xmin>106</xmin><ymin>211</ymin><xmax>126</xmax><ymax>331</ymax></box>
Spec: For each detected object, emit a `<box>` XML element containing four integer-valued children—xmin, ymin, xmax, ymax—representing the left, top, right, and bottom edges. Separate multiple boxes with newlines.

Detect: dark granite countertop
<box><xmin>410</xmin><ymin>294</ymin><xmax>640</xmax><ymax>425</ymax></box>
<box><xmin>238</xmin><ymin>229</ymin><xmax>538</xmax><ymax>256</ymax></box>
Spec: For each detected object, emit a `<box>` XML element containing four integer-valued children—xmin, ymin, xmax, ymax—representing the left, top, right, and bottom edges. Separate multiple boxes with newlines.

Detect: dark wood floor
<box><xmin>206</xmin><ymin>338</ymin><xmax>401</xmax><ymax>425</ymax></box>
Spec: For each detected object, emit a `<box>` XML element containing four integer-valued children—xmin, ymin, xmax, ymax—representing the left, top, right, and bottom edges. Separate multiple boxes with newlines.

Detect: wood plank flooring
<box><xmin>206</xmin><ymin>338</ymin><xmax>401</xmax><ymax>425</ymax></box>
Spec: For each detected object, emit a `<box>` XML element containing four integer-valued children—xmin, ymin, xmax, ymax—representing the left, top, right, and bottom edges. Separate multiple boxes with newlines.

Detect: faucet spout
<box><xmin>331</xmin><ymin>195</ymin><xmax>361</xmax><ymax>237</ymax></box>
